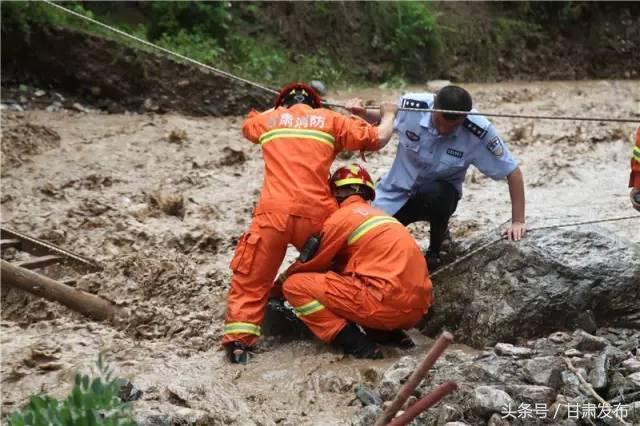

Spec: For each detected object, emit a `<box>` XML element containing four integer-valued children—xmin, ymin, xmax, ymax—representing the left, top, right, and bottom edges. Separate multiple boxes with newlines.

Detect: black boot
<box><xmin>333</xmin><ymin>323</ymin><xmax>383</xmax><ymax>359</ymax></box>
<box><xmin>425</xmin><ymin>249</ymin><xmax>442</xmax><ymax>271</ymax></box>
<box><xmin>363</xmin><ymin>328</ymin><xmax>415</xmax><ymax>349</ymax></box>
<box><xmin>226</xmin><ymin>341</ymin><xmax>252</xmax><ymax>364</ymax></box>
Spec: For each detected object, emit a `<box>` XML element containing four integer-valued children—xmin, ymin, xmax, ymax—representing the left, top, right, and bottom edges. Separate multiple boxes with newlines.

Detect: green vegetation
<box><xmin>7</xmin><ymin>355</ymin><xmax>135</xmax><ymax>426</ymax></box>
<box><xmin>365</xmin><ymin>2</ymin><xmax>443</xmax><ymax>80</ymax></box>
<box><xmin>1</xmin><ymin>1</ymin><xmax>443</xmax><ymax>87</ymax></box>
<box><xmin>2</xmin><ymin>1</ymin><xmax>638</xmax><ymax>86</ymax></box>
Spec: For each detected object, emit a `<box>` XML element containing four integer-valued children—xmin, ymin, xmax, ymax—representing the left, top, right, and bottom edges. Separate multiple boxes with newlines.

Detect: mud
<box><xmin>1</xmin><ymin>80</ymin><xmax>639</xmax><ymax>423</ymax></box>
<box><xmin>1</xmin><ymin>114</ymin><xmax>61</xmax><ymax>172</ymax></box>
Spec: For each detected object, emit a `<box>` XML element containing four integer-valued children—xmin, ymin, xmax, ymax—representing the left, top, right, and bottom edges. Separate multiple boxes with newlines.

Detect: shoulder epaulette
<box><xmin>401</xmin><ymin>98</ymin><xmax>431</xmax><ymax>109</ymax></box>
<box><xmin>463</xmin><ymin>117</ymin><xmax>488</xmax><ymax>139</ymax></box>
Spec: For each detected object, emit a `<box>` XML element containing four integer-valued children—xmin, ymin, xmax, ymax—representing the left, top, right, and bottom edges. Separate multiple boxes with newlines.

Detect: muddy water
<box><xmin>1</xmin><ymin>80</ymin><xmax>639</xmax><ymax>423</ymax></box>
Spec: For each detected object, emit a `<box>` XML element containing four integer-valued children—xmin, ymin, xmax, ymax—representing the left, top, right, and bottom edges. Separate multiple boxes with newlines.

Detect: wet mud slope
<box><xmin>1</xmin><ymin>80</ymin><xmax>639</xmax><ymax>424</ymax></box>
<box><xmin>2</xmin><ymin>25</ymin><xmax>272</xmax><ymax>116</ymax></box>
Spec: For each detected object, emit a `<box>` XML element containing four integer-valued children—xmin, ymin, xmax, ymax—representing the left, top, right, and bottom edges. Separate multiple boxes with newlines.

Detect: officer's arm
<box><xmin>471</xmin><ymin>126</ymin><xmax>527</xmax><ymax>240</ymax></box>
<box><xmin>506</xmin><ymin>166</ymin><xmax>526</xmax><ymax>228</ymax></box>
<box><xmin>377</xmin><ymin>102</ymin><xmax>398</xmax><ymax>148</ymax></box>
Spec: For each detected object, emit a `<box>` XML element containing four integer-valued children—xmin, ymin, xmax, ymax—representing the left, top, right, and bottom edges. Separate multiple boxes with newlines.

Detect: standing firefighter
<box><xmin>223</xmin><ymin>83</ymin><xmax>397</xmax><ymax>363</ymax></box>
<box><xmin>630</xmin><ymin>127</ymin><xmax>640</xmax><ymax>212</ymax></box>
<box><xmin>281</xmin><ymin>164</ymin><xmax>433</xmax><ymax>359</ymax></box>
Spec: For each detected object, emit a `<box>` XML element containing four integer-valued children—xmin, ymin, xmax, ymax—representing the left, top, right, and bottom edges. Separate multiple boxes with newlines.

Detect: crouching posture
<box><xmin>282</xmin><ymin>164</ymin><xmax>433</xmax><ymax>359</ymax></box>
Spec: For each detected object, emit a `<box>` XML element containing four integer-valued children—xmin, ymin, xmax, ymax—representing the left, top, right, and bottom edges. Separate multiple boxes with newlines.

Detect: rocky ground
<box><xmin>1</xmin><ymin>80</ymin><xmax>639</xmax><ymax>425</ymax></box>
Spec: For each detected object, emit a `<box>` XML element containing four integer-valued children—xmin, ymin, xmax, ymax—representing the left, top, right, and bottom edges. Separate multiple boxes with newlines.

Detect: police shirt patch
<box><xmin>463</xmin><ymin>118</ymin><xmax>488</xmax><ymax>139</ymax></box>
<box><xmin>405</xmin><ymin>130</ymin><xmax>420</xmax><ymax>141</ymax></box>
<box><xmin>446</xmin><ymin>148</ymin><xmax>463</xmax><ymax>158</ymax></box>
<box><xmin>486</xmin><ymin>136</ymin><xmax>504</xmax><ymax>157</ymax></box>
<box><xmin>401</xmin><ymin>99</ymin><xmax>430</xmax><ymax>109</ymax></box>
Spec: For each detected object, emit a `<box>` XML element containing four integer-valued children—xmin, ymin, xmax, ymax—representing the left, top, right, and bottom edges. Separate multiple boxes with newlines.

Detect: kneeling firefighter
<box><xmin>281</xmin><ymin>164</ymin><xmax>433</xmax><ymax>358</ymax></box>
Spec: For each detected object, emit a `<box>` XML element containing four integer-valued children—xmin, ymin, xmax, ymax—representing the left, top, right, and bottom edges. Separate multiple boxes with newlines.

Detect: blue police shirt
<box><xmin>373</xmin><ymin>92</ymin><xmax>518</xmax><ymax>215</ymax></box>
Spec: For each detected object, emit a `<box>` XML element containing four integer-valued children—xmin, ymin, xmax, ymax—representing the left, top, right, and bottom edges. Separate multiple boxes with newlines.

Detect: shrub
<box><xmin>7</xmin><ymin>355</ymin><xmax>135</xmax><ymax>426</ymax></box>
<box><xmin>366</xmin><ymin>2</ymin><xmax>443</xmax><ymax>80</ymax></box>
<box><xmin>146</xmin><ymin>1</ymin><xmax>232</xmax><ymax>42</ymax></box>
<box><xmin>157</xmin><ymin>29</ymin><xmax>223</xmax><ymax>64</ymax></box>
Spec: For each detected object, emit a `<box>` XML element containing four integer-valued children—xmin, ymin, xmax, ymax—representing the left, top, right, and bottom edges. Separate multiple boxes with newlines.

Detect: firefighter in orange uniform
<box><xmin>630</xmin><ymin>127</ymin><xmax>640</xmax><ymax>212</ymax></box>
<box><xmin>281</xmin><ymin>164</ymin><xmax>433</xmax><ymax>359</ymax></box>
<box><xmin>223</xmin><ymin>83</ymin><xmax>398</xmax><ymax>363</ymax></box>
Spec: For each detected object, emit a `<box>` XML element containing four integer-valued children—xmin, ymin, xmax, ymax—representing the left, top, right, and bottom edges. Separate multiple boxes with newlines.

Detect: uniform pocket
<box><xmin>399</xmin><ymin>139</ymin><xmax>421</xmax><ymax>154</ymax></box>
<box><xmin>230</xmin><ymin>232</ymin><xmax>261</xmax><ymax>274</ymax></box>
<box><xmin>438</xmin><ymin>153</ymin><xmax>465</xmax><ymax>169</ymax></box>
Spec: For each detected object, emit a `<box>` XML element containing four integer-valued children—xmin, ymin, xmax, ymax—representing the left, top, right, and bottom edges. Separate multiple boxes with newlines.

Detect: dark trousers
<box><xmin>393</xmin><ymin>181</ymin><xmax>459</xmax><ymax>253</ymax></box>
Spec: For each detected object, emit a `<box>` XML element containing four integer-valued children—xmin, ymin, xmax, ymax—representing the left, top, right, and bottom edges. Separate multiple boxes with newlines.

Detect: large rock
<box><xmin>506</xmin><ymin>385</ymin><xmax>555</xmax><ymax>404</ymax></box>
<box><xmin>351</xmin><ymin>405</ymin><xmax>382</xmax><ymax>426</ymax></box>
<box><xmin>589</xmin><ymin>353</ymin><xmax>609</xmax><ymax>390</ymax></box>
<box><xmin>421</xmin><ymin>228</ymin><xmax>640</xmax><ymax>347</ymax></box>
<box><xmin>471</xmin><ymin>386</ymin><xmax>513</xmax><ymax>417</ymax></box>
<box><xmin>376</xmin><ymin>356</ymin><xmax>417</xmax><ymax>401</ymax></box>
<box><xmin>622</xmin><ymin>358</ymin><xmax>640</xmax><ymax>373</ymax></box>
<box><xmin>494</xmin><ymin>343</ymin><xmax>534</xmax><ymax>358</ymax></box>
<box><xmin>522</xmin><ymin>356</ymin><xmax>563</xmax><ymax>388</ymax></box>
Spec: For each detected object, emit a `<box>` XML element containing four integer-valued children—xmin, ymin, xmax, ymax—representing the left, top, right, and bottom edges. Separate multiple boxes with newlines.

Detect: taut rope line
<box><xmin>323</xmin><ymin>102</ymin><xmax>640</xmax><ymax>124</ymax></box>
<box><xmin>42</xmin><ymin>0</ymin><xmax>278</xmax><ymax>95</ymax></box>
<box><xmin>431</xmin><ymin>215</ymin><xmax>638</xmax><ymax>277</ymax></box>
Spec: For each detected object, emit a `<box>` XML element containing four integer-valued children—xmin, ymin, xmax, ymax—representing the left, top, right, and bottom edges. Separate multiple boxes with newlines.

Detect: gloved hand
<box><xmin>226</xmin><ymin>341</ymin><xmax>252</xmax><ymax>364</ymax></box>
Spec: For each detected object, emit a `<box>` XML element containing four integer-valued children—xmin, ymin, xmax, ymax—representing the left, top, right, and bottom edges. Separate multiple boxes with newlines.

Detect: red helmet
<box><xmin>274</xmin><ymin>82</ymin><xmax>322</xmax><ymax>109</ymax></box>
<box><xmin>330</xmin><ymin>164</ymin><xmax>376</xmax><ymax>201</ymax></box>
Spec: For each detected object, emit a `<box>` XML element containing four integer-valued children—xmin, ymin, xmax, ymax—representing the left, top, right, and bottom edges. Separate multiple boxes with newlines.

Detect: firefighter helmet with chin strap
<box><xmin>330</xmin><ymin>164</ymin><xmax>376</xmax><ymax>201</ymax></box>
<box><xmin>274</xmin><ymin>82</ymin><xmax>323</xmax><ymax>109</ymax></box>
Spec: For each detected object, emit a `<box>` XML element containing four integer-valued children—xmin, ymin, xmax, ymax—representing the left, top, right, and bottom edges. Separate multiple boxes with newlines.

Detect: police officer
<box><xmin>347</xmin><ymin>85</ymin><xmax>526</xmax><ymax>269</ymax></box>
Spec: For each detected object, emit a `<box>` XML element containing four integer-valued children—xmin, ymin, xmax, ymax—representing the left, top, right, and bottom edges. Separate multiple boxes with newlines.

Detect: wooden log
<box><xmin>1</xmin><ymin>260</ymin><xmax>119</xmax><ymax>321</ymax></box>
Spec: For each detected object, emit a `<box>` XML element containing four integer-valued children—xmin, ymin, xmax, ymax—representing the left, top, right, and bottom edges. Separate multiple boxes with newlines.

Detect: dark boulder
<box><xmin>422</xmin><ymin>227</ymin><xmax>640</xmax><ymax>347</ymax></box>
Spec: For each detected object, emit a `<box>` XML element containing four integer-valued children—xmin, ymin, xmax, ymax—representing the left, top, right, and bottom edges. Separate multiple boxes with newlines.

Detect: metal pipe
<box><xmin>387</xmin><ymin>381</ymin><xmax>458</xmax><ymax>426</ymax></box>
<box><xmin>375</xmin><ymin>331</ymin><xmax>454</xmax><ymax>426</ymax></box>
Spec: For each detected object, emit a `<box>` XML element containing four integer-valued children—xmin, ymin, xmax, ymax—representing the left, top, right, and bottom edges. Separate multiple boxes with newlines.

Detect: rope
<box><xmin>44</xmin><ymin>1</ymin><xmax>639</xmax><ymax>124</ymax></box>
<box><xmin>430</xmin><ymin>214</ymin><xmax>638</xmax><ymax>277</ymax></box>
<box><xmin>324</xmin><ymin>102</ymin><xmax>640</xmax><ymax>124</ymax></box>
<box><xmin>41</xmin><ymin>0</ymin><xmax>279</xmax><ymax>95</ymax></box>
<box><xmin>527</xmin><ymin>215</ymin><xmax>639</xmax><ymax>232</ymax></box>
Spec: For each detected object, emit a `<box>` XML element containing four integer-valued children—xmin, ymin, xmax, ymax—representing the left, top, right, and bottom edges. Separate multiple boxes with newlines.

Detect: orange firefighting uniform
<box><xmin>282</xmin><ymin>195</ymin><xmax>433</xmax><ymax>343</ymax></box>
<box><xmin>630</xmin><ymin>127</ymin><xmax>640</xmax><ymax>189</ymax></box>
<box><xmin>223</xmin><ymin>105</ymin><xmax>380</xmax><ymax>347</ymax></box>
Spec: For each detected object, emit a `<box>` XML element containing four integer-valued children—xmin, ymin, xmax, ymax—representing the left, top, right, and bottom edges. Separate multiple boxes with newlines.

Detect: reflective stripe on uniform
<box><xmin>634</xmin><ymin>147</ymin><xmax>640</xmax><ymax>161</ymax></box>
<box><xmin>294</xmin><ymin>300</ymin><xmax>325</xmax><ymax>317</ymax></box>
<box><xmin>259</xmin><ymin>128</ymin><xmax>335</xmax><ymax>149</ymax></box>
<box><xmin>348</xmin><ymin>216</ymin><xmax>400</xmax><ymax>245</ymax></box>
<box><xmin>223</xmin><ymin>322</ymin><xmax>262</xmax><ymax>336</ymax></box>
<box><xmin>334</xmin><ymin>177</ymin><xmax>375</xmax><ymax>189</ymax></box>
